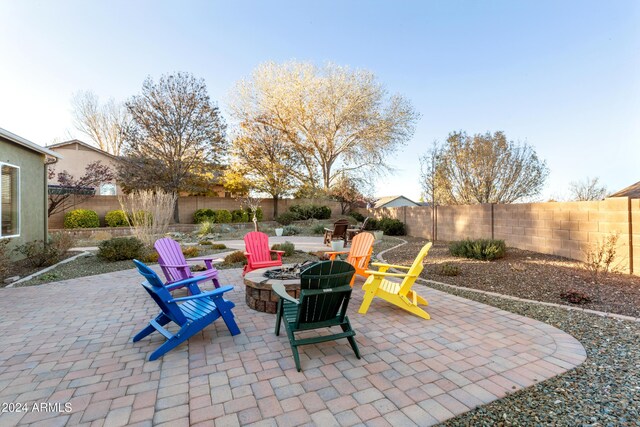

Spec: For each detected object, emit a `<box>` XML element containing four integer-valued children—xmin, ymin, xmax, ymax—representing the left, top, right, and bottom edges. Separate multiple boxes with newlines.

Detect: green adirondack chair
<box><xmin>274</xmin><ymin>260</ymin><xmax>361</xmax><ymax>371</ymax></box>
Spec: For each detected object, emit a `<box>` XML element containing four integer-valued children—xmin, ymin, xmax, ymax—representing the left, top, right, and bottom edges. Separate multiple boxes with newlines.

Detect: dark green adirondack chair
<box><xmin>132</xmin><ymin>260</ymin><xmax>241</xmax><ymax>361</ymax></box>
<box><xmin>274</xmin><ymin>260</ymin><xmax>361</xmax><ymax>371</ymax></box>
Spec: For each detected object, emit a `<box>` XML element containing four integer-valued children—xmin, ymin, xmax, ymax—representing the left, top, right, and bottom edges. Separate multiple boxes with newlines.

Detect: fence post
<box><xmin>491</xmin><ymin>203</ymin><xmax>495</xmax><ymax>240</ymax></box>
<box><xmin>628</xmin><ymin>197</ymin><xmax>634</xmax><ymax>275</ymax></box>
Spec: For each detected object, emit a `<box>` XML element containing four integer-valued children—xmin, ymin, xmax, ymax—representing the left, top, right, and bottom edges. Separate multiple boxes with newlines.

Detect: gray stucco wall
<box><xmin>0</xmin><ymin>136</ymin><xmax>48</xmax><ymax>259</ymax></box>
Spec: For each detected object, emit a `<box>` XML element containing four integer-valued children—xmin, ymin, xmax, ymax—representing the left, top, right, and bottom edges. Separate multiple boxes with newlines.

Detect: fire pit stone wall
<box><xmin>243</xmin><ymin>267</ymin><xmax>302</xmax><ymax>313</ymax></box>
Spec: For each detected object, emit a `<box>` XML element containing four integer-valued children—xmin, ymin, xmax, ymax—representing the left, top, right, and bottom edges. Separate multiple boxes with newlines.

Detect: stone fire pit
<box><xmin>243</xmin><ymin>262</ymin><xmax>315</xmax><ymax>313</ymax></box>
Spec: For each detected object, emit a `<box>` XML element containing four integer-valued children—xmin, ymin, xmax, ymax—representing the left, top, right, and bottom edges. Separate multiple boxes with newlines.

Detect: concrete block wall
<box><xmin>364</xmin><ymin>197</ymin><xmax>639</xmax><ymax>275</ymax></box>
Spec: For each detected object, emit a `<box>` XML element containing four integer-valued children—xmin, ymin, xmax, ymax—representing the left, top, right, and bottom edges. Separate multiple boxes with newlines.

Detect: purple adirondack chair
<box><xmin>155</xmin><ymin>237</ymin><xmax>221</xmax><ymax>291</ymax></box>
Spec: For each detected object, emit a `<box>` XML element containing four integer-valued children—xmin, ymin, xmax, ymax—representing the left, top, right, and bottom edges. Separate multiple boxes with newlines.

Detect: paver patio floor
<box><xmin>0</xmin><ymin>266</ymin><xmax>586</xmax><ymax>426</ymax></box>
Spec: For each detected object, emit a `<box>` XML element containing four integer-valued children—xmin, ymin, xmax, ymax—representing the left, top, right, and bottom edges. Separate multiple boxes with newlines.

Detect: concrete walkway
<box><xmin>0</xmin><ymin>265</ymin><xmax>586</xmax><ymax>426</ymax></box>
<box><xmin>210</xmin><ymin>236</ymin><xmax>329</xmax><ymax>254</ymax></box>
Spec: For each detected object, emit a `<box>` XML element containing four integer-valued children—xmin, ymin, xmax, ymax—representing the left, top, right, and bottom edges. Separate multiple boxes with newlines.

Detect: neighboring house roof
<box><xmin>373</xmin><ymin>195</ymin><xmax>420</xmax><ymax>209</ymax></box>
<box><xmin>0</xmin><ymin>127</ymin><xmax>61</xmax><ymax>158</ymax></box>
<box><xmin>609</xmin><ymin>181</ymin><xmax>640</xmax><ymax>199</ymax></box>
<box><xmin>47</xmin><ymin>139</ymin><xmax>116</xmax><ymax>159</ymax></box>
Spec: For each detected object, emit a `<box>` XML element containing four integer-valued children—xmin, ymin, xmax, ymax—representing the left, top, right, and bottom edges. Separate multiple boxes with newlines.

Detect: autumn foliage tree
<box><xmin>48</xmin><ymin>161</ymin><xmax>114</xmax><ymax>217</ymax></box>
<box><xmin>117</xmin><ymin>72</ymin><xmax>227</xmax><ymax>223</ymax></box>
<box><xmin>229</xmin><ymin>61</ymin><xmax>418</xmax><ymax>193</ymax></box>
<box><xmin>421</xmin><ymin>131</ymin><xmax>549</xmax><ymax>205</ymax></box>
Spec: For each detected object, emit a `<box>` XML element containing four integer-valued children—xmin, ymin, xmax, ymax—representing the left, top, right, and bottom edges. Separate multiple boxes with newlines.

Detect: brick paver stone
<box><xmin>0</xmin><ymin>263</ymin><xmax>585</xmax><ymax>425</ymax></box>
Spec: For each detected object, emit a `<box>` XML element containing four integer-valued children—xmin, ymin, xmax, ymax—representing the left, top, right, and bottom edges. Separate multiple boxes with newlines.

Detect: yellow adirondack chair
<box><xmin>325</xmin><ymin>232</ymin><xmax>375</xmax><ymax>286</ymax></box>
<box><xmin>358</xmin><ymin>242</ymin><xmax>433</xmax><ymax>319</ymax></box>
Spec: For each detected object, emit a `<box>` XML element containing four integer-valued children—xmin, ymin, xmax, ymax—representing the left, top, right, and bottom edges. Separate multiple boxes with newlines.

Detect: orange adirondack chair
<box><xmin>243</xmin><ymin>231</ymin><xmax>284</xmax><ymax>276</ymax></box>
<box><xmin>325</xmin><ymin>232</ymin><xmax>375</xmax><ymax>286</ymax></box>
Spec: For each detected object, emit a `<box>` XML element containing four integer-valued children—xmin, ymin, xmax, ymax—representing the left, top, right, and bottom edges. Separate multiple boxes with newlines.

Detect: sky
<box><xmin>1</xmin><ymin>0</ymin><xmax>638</xmax><ymax>201</ymax></box>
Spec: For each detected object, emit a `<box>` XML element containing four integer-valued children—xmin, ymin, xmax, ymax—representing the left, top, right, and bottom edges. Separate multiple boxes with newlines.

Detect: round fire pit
<box><xmin>243</xmin><ymin>263</ymin><xmax>315</xmax><ymax>313</ymax></box>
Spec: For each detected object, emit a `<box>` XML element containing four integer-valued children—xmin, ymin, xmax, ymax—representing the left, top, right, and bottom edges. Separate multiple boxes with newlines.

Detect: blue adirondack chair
<box><xmin>132</xmin><ymin>260</ymin><xmax>241</xmax><ymax>361</ymax></box>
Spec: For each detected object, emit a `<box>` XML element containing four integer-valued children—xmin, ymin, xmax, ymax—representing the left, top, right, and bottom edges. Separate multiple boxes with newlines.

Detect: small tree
<box><xmin>419</xmin><ymin>141</ymin><xmax>446</xmax><ymax>239</ymax></box>
<box><xmin>241</xmin><ymin>194</ymin><xmax>263</xmax><ymax>232</ymax></box>
<box><xmin>118</xmin><ymin>72</ymin><xmax>227</xmax><ymax>223</ymax></box>
<box><xmin>425</xmin><ymin>131</ymin><xmax>549</xmax><ymax>204</ymax></box>
<box><xmin>330</xmin><ymin>175</ymin><xmax>367</xmax><ymax>214</ymax></box>
<box><xmin>48</xmin><ymin>161</ymin><xmax>114</xmax><ymax>217</ymax></box>
<box><xmin>569</xmin><ymin>177</ymin><xmax>608</xmax><ymax>201</ymax></box>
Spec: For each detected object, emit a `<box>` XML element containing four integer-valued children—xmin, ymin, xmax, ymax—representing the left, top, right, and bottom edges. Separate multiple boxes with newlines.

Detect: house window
<box><xmin>1</xmin><ymin>163</ymin><xmax>20</xmax><ymax>238</ymax></box>
<box><xmin>99</xmin><ymin>183</ymin><xmax>116</xmax><ymax>196</ymax></box>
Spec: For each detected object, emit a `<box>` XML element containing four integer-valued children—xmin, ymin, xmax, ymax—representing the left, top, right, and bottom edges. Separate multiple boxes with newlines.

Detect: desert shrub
<box><xmin>560</xmin><ymin>289</ymin><xmax>592</xmax><ymax>305</ymax></box>
<box><xmin>246</xmin><ymin>207</ymin><xmax>263</xmax><ymax>221</ymax></box>
<box><xmin>210</xmin><ymin>243</ymin><xmax>227</xmax><ymax>250</ymax></box>
<box><xmin>119</xmin><ymin>189</ymin><xmax>175</xmax><ymax>247</ymax></box>
<box><xmin>272</xmin><ymin>241</ymin><xmax>295</xmax><ymax>257</ymax></box>
<box><xmin>288</xmin><ymin>204</ymin><xmax>332</xmax><ymax>220</ymax></box>
<box><xmin>14</xmin><ymin>233</ymin><xmax>74</xmax><ymax>267</ymax></box>
<box><xmin>276</xmin><ymin>212</ymin><xmax>297</xmax><ymax>225</ymax></box>
<box><xmin>193</xmin><ymin>208</ymin><xmax>215</xmax><ymax>224</ymax></box>
<box><xmin>223</xmin><ymin>251</ymin><xmax>247</xmax><ymax>265</ymax></box>
<box><xmin>141</xmin><ymin>250</ymin><xmax>160</xmax><ymax>263</ymax></box>
<box><xmin>0</xmin><ymin>240</ymin><xmax>10</xmax><ymax>278</ymax></box>
<box><xmin>181</xmin><ymin>246</ymin><xmax>199</xmax><ymax>258</ymax></box>
<box><xmin>215</xmin><ymin>209</ymin><xmax>232</xmax><ymax>224</ymax></box>
<box><xmin>98</xmin><ymin>237</ymin><xmax>145</xmax><ymax>261</ymax></box>
<box><xmin>438</xmin><ymin>263</ymin><xmax>460</xmax><ymax>276</ymax></box>
<box><xmin>449</xmin><ymin>239</ymin><xmax>506</xmax><ymax>261</ymax></box>
<box><xmin>105</xmin><ymin>210</ymin><xmax>129</xmax><ymax>227</ymax></box>
<box><xmin>199</xmin><ymin>240</ymin><xmax>213</xmax><ymax>245</ymax></box>
<box><xmin>584</xmin><ymin>232</ymin><xmax>619</xmax><ymax>282</ymax></box>
<box><xmin>198</xmin><ymin>221</ymin><xmax>217</xmax><ymax>236</ymax></box>
<box><xmin>349</xmin><ymin>211</ymin><xmax>365</xmax><ymax>222</ymax></box>
<box><xmin>64</xmin><ymin>209</ymin><xmax>100</xmax><ymax>229</ymax></box>
<box><xmin>130</xmin><ymin>210</ymin><xmax>153</xmax><ymax>225</ymax></box>
<box><xmin>282</xmin><ymin>225</ymin><xmax>302</xmax><ymax>236</ymax></box>
<box><xmin>312</xmin><ymin>223</ymin><xmax>328</xmax><ymax>234</ymax></box>
<box><xmin>377</xmin><ymin>217</ymin><xmax>406</xmax><ymax>236</ymax></box>
<box><xmin>363</xmin><ymin>218</ymin><xmax>378</xmax><ymax>230</ymax></box>
<box><xmin>231</xmin><ymin>209</ymin><xmax>249</xmax><ymax>223</ymax></box>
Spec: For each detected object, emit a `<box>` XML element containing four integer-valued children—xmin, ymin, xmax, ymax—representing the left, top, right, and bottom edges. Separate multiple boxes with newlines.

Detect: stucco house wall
<box><xmin>0</xmin><ymin>129</ymin><xmax>58</xmax><ymax>259</ymax></box>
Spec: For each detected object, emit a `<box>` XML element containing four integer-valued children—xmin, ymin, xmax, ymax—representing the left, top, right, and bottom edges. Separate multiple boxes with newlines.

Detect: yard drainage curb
<box><xmin>6</xmin><ymin>251</ymin><xmax>91</xmax><ymax>288</ymax></box>
<box><xmin>377</xmin><ymin>237</ymin><xmax>640</xmax><ymax>324</ymax></box>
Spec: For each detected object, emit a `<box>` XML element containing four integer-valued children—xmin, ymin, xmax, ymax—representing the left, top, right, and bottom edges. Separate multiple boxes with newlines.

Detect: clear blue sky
<box><xmin>1</xmin><ymin>0</ymin><xmax>638</xmax><ymax>201</ymax></box>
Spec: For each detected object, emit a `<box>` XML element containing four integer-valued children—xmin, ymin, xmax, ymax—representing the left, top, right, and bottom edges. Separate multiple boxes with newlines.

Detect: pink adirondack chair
<box><xmin>155</xmin><ymin>238</ymin><xmax>220</xmax><ymax>291</ymax></box>
<box><xmin>243</xmin><ymin>231</ymin><xmax>284</xmax><ymax>276</ymax></box>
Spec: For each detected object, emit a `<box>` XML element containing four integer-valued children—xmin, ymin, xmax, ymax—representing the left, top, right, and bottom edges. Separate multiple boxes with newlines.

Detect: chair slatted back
<box><xmin>155</xmin><ymin>238</ymin><xmax>188</xmax><ymax>282</ymax></box>
<box><xmin>331</xmin><ymin>219</ymin><xmax>350</xmax><ymax>241</ymax></box>
<box><xmin>398</xmin><ymin>242</ymin><xmax>433</xmax><ymax>296</ymax></box>
<box><xmin>244</xmin><ymin>232</ymin><xmax>272</xmax><ymax>263</ymax></box>
<box><xmin>347</xmin><ymin>232</ymin><xmax>375</xmax><ymax>270</ymax></box>
<box><xmin>133</xmin><ymin>260</ymin><xmax>187</xmax><ymax>325</ymax></box>
<box><xmin>298</xmin><ymin>261</ymin><xmax>355</xmax><ymax>325</ymax></box>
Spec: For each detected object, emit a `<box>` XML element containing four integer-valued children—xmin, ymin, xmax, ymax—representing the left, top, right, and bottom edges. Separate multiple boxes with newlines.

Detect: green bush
<box><xmin>449</xmin><ymin>239</ymin><xmax>506</xmax><ymax>261</ymax></box>
<box><xmin>215</xmin><ymin>209</ymin><xmax>232</xmax><ymax>224</ymax></box>
<box><xmin>182</xmin><ymin>246</ymin><xmax>199</xmax><ymax>258</ymax></box>
<box><xmin>198</xmin><ymin>221</ymin><xmax>217</xmax><ymax>236</ymax></box>
<box><xmin>98</xmin><ymin>237</ymin><xmax>145</xmax><ymax>261</ymax></box>
<box><xmin>193</xmin><ymin>208</ymin><xmax>215</xmax><ymax>224</ymax></box>
<box><xmin>312</xmin><ymin>223</ymin><xmax>328</xmax><ymax>234</ymax></box>
<box><xmin>349</xmin><ymin>211</ymin><xmax>365</xmax><ymax>222</ymax></box>
<box><xmin>105</xmin><ymin>210</ymin><xmax>129</xmax><ymax>227</ymax></box>
<box><xmin>288</xmin><ymin>204</ymin><xmax>332</xmax><ymax>220</ymax></box>
<box><xmin>438</xmin><ymin>263</ymin><xmax>460</xmax><ymax>276</ymax></box>
<box><xmin>272</xmin><ymin>241</ymin><xmax>295</xmax><ymax>257</ymax></box>
<box><xmin>223</xmin><ymin>250</ymin><xmax>247</xmax><ymax>265</ymax></box>
<box><xmin>377</xmin><ymin>217</ymin><xmax>406</xmax><ymax>236</ymax></box>
<box><xmin>14</xmin><ymin>233</ymin><xmax>74</xmax><ymax>267</ymax></box>
<box><xmin>247</xmin><ymin>207</ymin><xmax>263</xmax><ymax>221</ymax></box>
<box><xmin>64</xmin><ymin>209</ymin><xmax>100</xmax><ymax>229</ymax></box>
<box><xmin>276</xmin><ymin>212</ymin><xmax>298</xmax><ymax>225</ymax></box>
<box><xmin>363</xmin><ymin>218</ymin><xmax>378</xmax><ymax>231</ymax></box>
<box><xmin>131</xmin><ymin>210</ymin><xmax>153</xmax><ymax>225</ymax></box>
<box><xmin>210</xmin><ymin>243</ymin><xmax>227</xmax><ymax>250</ymax></box>
<box><xmin>282</xmin><ymin>225</ymin><xmax>302</xmax><ymax>236</ymax></box>
<box><xmin>231</xmin><ymin>209</ymin><xmax>249</xmax><ymax>223</ymax></box>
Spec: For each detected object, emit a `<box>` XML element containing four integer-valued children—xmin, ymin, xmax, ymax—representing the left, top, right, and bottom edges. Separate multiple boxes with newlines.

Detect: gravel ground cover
<box><xmin>382</xmin><ymin>238</ymin><xmax>640</xmax><ymax>426</ymax></box>
<box><xmin>385</xmin><ymin>237</ymin><xmax>640</xmax><ymax>317</ymax></box>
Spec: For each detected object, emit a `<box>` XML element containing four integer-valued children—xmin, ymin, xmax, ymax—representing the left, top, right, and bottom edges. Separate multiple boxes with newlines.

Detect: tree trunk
<box><xmin>273</xmin><ymin>194</ymin><xmax>279</xmax><ymax>219</ymax></box>
<box><xmin>172</xmin><ymin>196</ymin><xmax>180</xmax><ymax>224</ymax></box>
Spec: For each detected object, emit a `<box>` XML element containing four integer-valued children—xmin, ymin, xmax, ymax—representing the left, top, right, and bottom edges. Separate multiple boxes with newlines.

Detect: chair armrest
<box><xmin>270</xmin><ymin>250</ymin><xmax>285</xmax><ymax>254</ymax></box>
<box><xmin>169</xmin><ymin>285</ymin><xmax>233</xmax><ymax>302</ymax></box>
<box><xmin>163</xmin><ymin>274</ymin><xmax>213</xmax><ymax>291</ymax></box>
<box><xmin>364</xmin><ymin>270</ymin><xmax>418</xmax><ymax>278</ymax></box>
<box><xmin>301</xmin><ymin>285</ymin><xmax>352</xmax><ymax>296</ymax></box>
<box><xmin>324</xmin><ymin>228</ymin><xmax>333</xmax><ymax>232</ymax></box>
<box><xmin>160</xmin><ymin>263</ymin><xmax>191</xmax><ymax>269</ymax></box>
<box><xmin>371</xmin><ymin>262</ymin><xmax>411</xmax><ymax>270</ymax></box>
<box><xmin>325</xmin><ymin>250</ymin><xmax>349</xmax><ymax>256</ymax></box>
<box><xmin>272</xmin><ymin>283</ymin><xmax>299</xmax><ymax>304</ymax></box>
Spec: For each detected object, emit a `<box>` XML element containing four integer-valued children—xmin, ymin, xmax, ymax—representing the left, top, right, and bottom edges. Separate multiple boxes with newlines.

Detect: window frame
<box><xmin>99</xmin><ymin>182</ymin><xmax>116</xmax><ymax>196</ymax></box>
<box><xmin>0</xmin><ymin>161</ymin><xmax>20</xmax><ymax>239</ymax></box>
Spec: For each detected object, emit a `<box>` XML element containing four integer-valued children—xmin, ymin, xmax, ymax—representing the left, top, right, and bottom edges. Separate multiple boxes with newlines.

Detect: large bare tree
<box><xmin>71</xmin><ymin>90</ymin><xmax>129</xmax><ymax>155</ymax></box>
<box><xmin>224</xmin><ymin>120</ymin><xmax>301</xmax><ymax>217</ymax></box>
<box><xmin>118</xmin><ymin>72</ymin><xmax>227</xmax><ymax>223</ymax></box>
<box><xmin>229</xmin><ymin>61</ymin><xmax>419</xmax><ymax>191</ymax></box>
<box><xmin>425</xmin><ymin>131</ymin><xmax>549</xmax><ymax>204</ymax></box>
<box><xmin>569</xmin><ymin>177</ymin><xmax>608</xmax><ymax>201</ymax></box>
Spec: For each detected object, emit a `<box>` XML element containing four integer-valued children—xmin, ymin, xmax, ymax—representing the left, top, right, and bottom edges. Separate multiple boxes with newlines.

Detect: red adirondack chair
<box><xmin>155</xmin><ymin>237</ymin><xmax>220</xmax><ymax>291</ymax></box>
<box><xmin>243</xmin><ymin>231</ymin><xmax>284</xmax><ymax>276</ymax></box>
